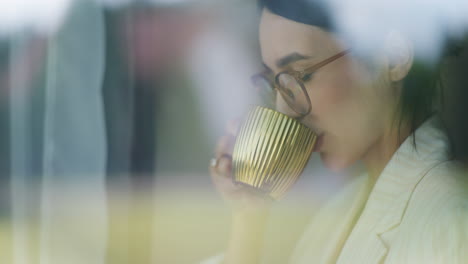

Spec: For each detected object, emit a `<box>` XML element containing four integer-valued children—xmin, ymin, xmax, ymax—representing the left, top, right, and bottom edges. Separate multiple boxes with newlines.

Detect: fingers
<box><xmin>210</xmin><ymin>119</ymin><xmax>241</xmax><ymax>187</ymax></box>
<box><xmin>209</xmin><ymin>154</ymin><xmax>239</xmax><ymax>199</ymax></box>
<box><xmin>215</xmin><ymin>119</ymin><xmax>240</xmax><ymax>157</ymax></box>
<box><xmin>209</xmin><ymin>118</ymin><xmax>275</xmax><ymax>209</ymax></box>
<box><xmin>210</xmin><ymin>154</ymin><xmax>232</xmax><ymax>179</ymax></box>
<box><xmin>218</xmin><ymin>154</ymin><xmax>232</xmax><ymax>175</ymax></box>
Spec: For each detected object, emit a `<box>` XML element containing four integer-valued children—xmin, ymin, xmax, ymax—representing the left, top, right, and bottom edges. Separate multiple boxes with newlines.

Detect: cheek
<box><xmin>308</xmin><ymin>58</ymin><xmax>379</xmax><ymax>126</ymax></box>
<box><xmin>307</xmin><ymin>66</ymin><xmax>378</xmax><ymax>169</ymax></box>
<box><xmin>307</xmin><ymin>72</ymin><xmax>354</xmax><ymax>119</ymax></box>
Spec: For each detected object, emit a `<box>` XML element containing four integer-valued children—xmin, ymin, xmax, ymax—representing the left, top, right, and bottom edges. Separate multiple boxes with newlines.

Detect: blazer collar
<box><xmin>337</xmin><ymin>117</ymin><xmax>449</xmax><ymax>263</ymax></box>
<box><xmin>368</xmin><ymin>117</ymin><xmax>448</xmax><ymax>234</ymax></box>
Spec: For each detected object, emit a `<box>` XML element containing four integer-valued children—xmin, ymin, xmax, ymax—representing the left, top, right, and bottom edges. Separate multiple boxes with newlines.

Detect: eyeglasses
<box><xmin>251</xmin><ymin>49</ymin><xmax>350</xmax><ymax>118</ymax></box>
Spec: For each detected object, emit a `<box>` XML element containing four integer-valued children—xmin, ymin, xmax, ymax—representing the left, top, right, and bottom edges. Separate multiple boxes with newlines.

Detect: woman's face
<box><xmin>259</xmin><ymin>9</ymin><xmax>399</xmax><ymax>171</ymax></box>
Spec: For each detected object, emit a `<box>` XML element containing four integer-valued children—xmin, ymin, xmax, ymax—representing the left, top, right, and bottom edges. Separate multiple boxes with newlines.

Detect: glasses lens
<box><xmin>276</xmin><ymin>73</ymin><xmax>310</xmax><ymax>115</ymax></box>
<box><xmin>252</xmin><ymin>75</ymin><xmax>276</xmax><ymax>108</ymax></box>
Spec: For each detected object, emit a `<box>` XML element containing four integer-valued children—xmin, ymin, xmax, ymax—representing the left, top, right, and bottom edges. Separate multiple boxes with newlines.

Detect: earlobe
<box><xmin>385</xmin><ymin>30</ymin><xmax>414</xmax><ymax>82</ymax></box>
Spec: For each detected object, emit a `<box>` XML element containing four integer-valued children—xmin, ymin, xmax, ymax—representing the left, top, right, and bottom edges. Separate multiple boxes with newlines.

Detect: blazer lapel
<box><xmin>337</xmin><ymin>117</ymin><xmax>449</xmax><ymax>264</ymax></box>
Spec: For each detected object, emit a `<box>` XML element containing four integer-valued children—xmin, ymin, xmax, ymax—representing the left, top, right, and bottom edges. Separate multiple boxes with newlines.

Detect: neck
<box><xmin>363</xmin><ymin>121</ymin><xmax>411</xmax><ymax>183</ymax></box>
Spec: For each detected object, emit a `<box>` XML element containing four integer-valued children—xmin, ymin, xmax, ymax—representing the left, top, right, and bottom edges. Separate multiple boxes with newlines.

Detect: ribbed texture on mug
<box><xmin>232</xmin><ymin>106</ymin><xmax>317</xmax><ymax>199</ymax></box>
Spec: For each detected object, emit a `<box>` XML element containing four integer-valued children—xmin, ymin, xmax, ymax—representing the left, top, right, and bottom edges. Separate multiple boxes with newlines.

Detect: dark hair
<box><xmin>439</xmin><ymin>35</ymin><xmax>468</xmax><ymax>164</ymax></box>
<box><xmin>257</xmin><ymin>0</ymin><xmax>444</xmax><ymax>151</ymax></box>
<box><xmin>258</xmin><ymin>0</ymin><xmax>334</xmax><ymax>31</ymax></box>
<box><xmin>397</xmin><ymin>62</ymin><xmax>439</xmax><ymax>147</ymax></box>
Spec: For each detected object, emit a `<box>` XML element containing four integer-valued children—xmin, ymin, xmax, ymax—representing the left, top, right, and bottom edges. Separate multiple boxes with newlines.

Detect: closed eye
<box><xmin>301</xmin><ymin>73</ymin><xmax>314</xmax><ymax>82</ymax></box>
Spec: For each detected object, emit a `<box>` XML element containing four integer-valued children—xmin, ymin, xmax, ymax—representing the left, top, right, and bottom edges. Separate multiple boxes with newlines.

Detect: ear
<box><xmin>384</xmin><ymin>31</ymin><xmax>414</xmax><ymax>82</ymax></box>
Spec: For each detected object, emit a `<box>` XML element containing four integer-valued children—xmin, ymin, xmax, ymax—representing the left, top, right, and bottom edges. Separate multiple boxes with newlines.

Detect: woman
<box><xmin>206</xmin><ymin>0</ymin><xmax>468</xmax><ymax>263</ymax></box>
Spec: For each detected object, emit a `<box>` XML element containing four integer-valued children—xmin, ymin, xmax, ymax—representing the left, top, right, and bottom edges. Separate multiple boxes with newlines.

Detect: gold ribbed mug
<box><xmin>231</xmin><ymin>106</ymin><xmax>317</xmax><ymax>200</ymax></box>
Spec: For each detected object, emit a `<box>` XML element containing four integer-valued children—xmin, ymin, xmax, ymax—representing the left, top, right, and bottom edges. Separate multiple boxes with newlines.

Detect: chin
<box><xmin>320</xmin><ymin>152</ymin><xmax>352</xmax><ymax>172</ymax></box>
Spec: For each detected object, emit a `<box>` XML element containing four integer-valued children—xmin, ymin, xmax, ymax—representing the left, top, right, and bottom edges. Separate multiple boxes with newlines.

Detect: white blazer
<box><xmin>202</xmin><ymin>118</ymin><xmax>468</xmax><ymax>264</ymax></box>
<box><xmin>291</xmin><ymin>118</ymin><xmax>468</xmax><ymax>264</ymax></box>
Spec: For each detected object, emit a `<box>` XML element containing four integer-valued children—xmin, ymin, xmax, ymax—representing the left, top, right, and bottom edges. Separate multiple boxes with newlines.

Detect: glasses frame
<box><xmin>252</xmin><ymin>49</ymin><xmax>351</xmax><ymax>118</ymax></box>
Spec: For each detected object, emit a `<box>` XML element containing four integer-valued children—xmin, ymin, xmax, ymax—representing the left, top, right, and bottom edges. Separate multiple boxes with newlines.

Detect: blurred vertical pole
<box><xmin>9</xmin><ymin>33</ymin><xmax>34</xmax><ymax>264</ymax></box>
<box><xmin>103</xmin><ymin>9</ymin><xmax>134</xmax><ymax>183</ymax></box>
<box><xmin>0</xmin><ymin>39</ymin><xmax>11</xmax><ymax>264</ymax></box>
<box><xmin>38</xmin><ymin>0</ymin><xmax>107</xmax><ymax>264</ymax></box>
<box><xmin>102</xmin><ymin>7</ymin><xmax>135</xmax><ymax>264</ymax></box>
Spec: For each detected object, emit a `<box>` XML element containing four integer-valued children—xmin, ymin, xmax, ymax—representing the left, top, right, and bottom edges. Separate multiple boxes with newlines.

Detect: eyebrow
<box><xmin>277</xmin><ymin>52</ymin><xmax>312</xmax><ymax>68</ymax></box>
<box><xmin>262</xmin><ymin>52</ymin><xmax>313</xmax><ymax>72</ymax></box>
